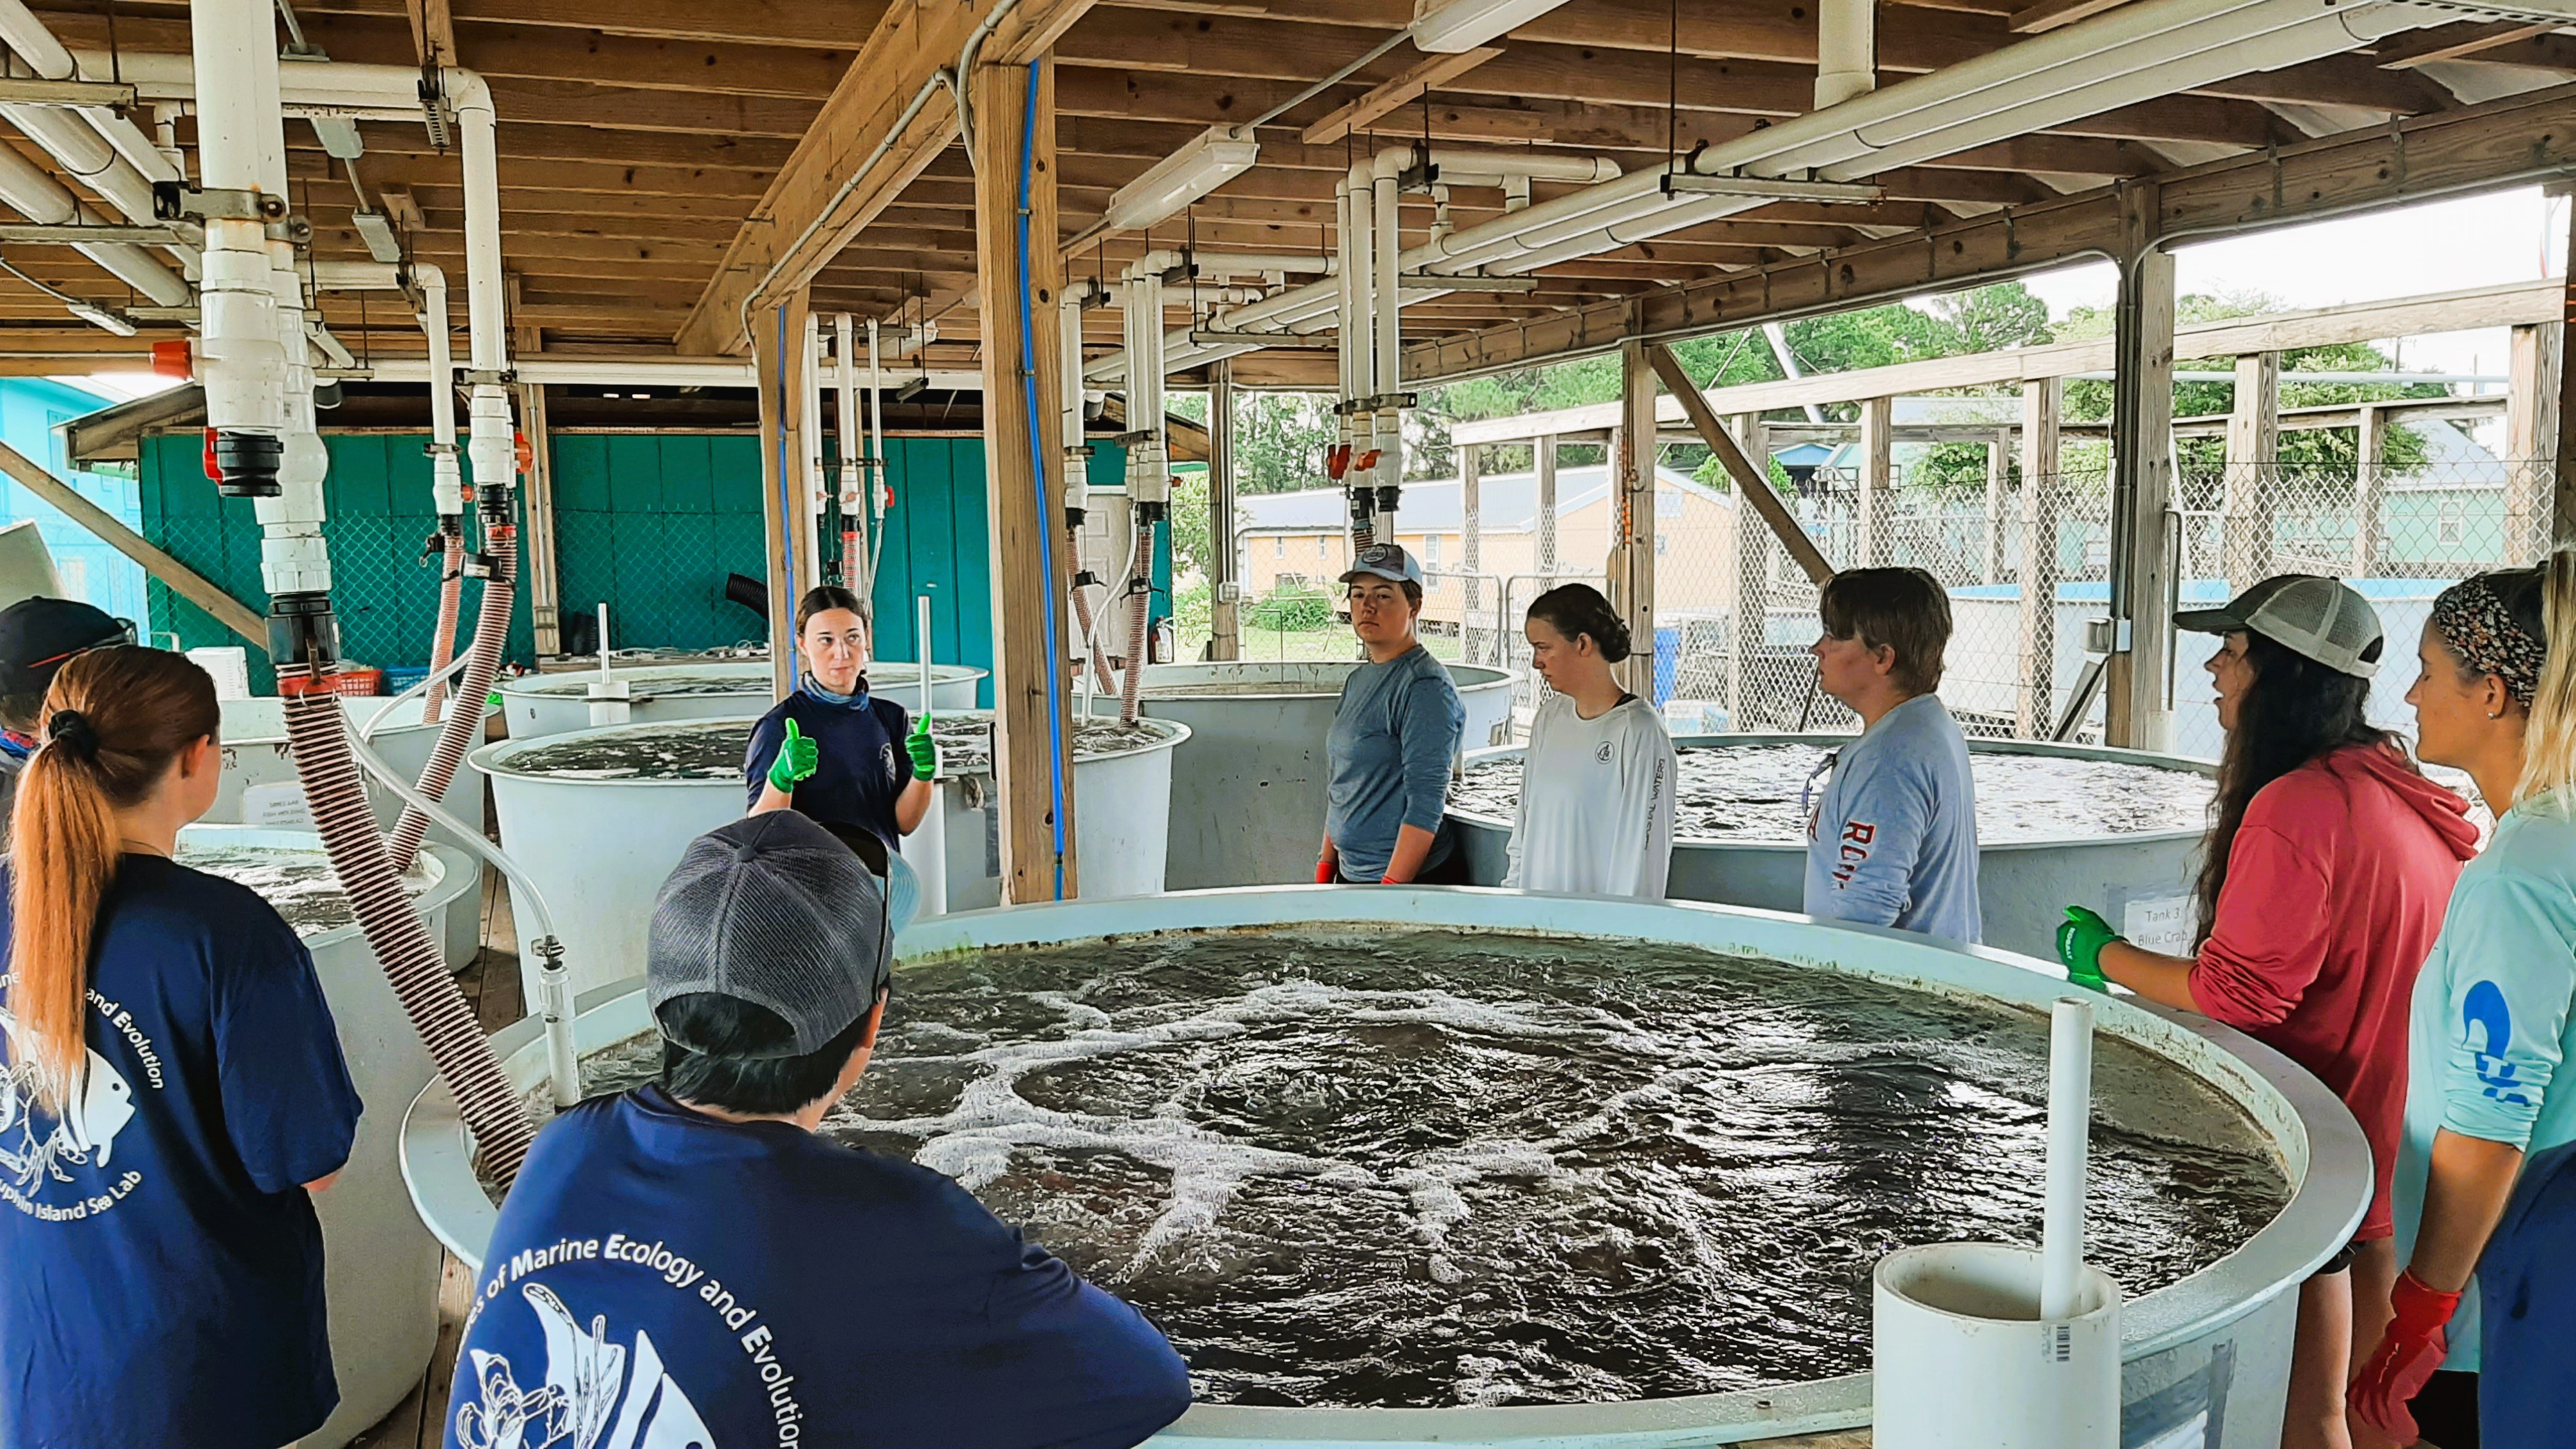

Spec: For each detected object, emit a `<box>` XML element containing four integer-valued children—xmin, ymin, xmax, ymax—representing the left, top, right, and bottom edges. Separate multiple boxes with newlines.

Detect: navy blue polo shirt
<box><xmin>0</xmin><ymin>854</ymin><xmax>361</xmax><ymax>1449</ymax></box>
<box><xmin>744</xmin><ymin>682</ymin><xmax>916</xmax><ymax>854</ymax></box>
<box><xmin>447</xmin><ymin>1086</ymin><xmax>1192</xmax><ymax>1449</ymax></box>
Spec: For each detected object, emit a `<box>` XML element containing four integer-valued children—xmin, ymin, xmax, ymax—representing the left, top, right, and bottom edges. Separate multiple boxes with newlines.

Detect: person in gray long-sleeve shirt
<box><xmin>1802</xmin><ymin>567</ymin><xmax>1982</xmax><ymax>943</ymax></box>
<box><xmin>1321</xmin><ymin>543</ymin><xmax>1468</xmax><ymax>884</ymax></box>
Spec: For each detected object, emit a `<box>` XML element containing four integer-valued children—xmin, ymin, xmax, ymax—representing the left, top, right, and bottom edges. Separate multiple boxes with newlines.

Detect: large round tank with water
<box><xmin>1100</xmin><ymin>660</ymin><xmax>1517</xmax><ymax>888</ymax></box>
<box><xmin>403</xmin><ymin>887</ymin><xmax>2364</xmax><ymax>1449</ymax></box>
<box><xmin>208</xmin><ymin>695</ymin><xmax>493</xmax><ymax>969</ymax></box>
<box><xmin>1448</xmin><ymin>733</ymin><xmax>2216</xmax><ymax>960</ymax></box>
<box><xmin>499</xmin><ymin>661</ymin><xmax>986</xmax><ymax>739</ymax></box>
<box><xmin>470</xmin><ymin>712</ymin><xmax>1184</xmax><ymax>999</ymax></box>
<box><xmin>179</xmin><ymin>825</ymin><xmax>477</xmax><ymax>1449</ymax></box>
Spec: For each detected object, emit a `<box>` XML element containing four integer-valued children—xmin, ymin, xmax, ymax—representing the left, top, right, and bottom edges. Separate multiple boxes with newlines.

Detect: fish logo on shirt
<box><xmin>2463</xmin><ymin>979</ymin><xmax>2530</xmax><ymax>1107</ymax></box>
<box><xmin>457</xmin><ymin>1284</ymin><xmax>717</xmax><ymax>1449</ymax></box>
<box><xmin>0</xmin><ymin>1006</ymin><xmax>136</xmax><ymax>1192</ymax></box>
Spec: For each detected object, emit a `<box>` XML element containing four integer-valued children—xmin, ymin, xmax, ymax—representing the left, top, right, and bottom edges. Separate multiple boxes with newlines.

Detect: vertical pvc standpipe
<box><xmin>585</xmin><ymin>601</ymin><xmax>631</xmax><ymax>727</ymax></box>
<box><xmin>834</xmin><ymin>313</ymin><xmax>866</xmax><ymax>600</ymax></box>
<box><xmin>389</xmin><ymin>75</ymin><xmax>519</xmax><ymax>874</ymax></box>
<box><xmin>901</xmin><ymin>594</ymin><xmax>948</xmax><ymax>918</ymax></box>
<box><xmin>188</xmin><ymin>0</ymin><xmax>540</xmax><ymax>1177</ymax></box>
<box><xmin>1120</xmin><ymin>268</ymin><xmax>1168</xmax><ymax>725</ymax></box>
<box><xmin>800</xmin><ymin>312</ymin><xmax>830</xmax><ymax>588</ymax></box>
<box><xmin>420</xmin><ymin>266</ymin><xmax>465</xmax><ymax>724</ymax></box>
<box><xmin>1372</xmin><ymin>159</ymin><xmax>1406</xmax><ymax>540</ymax></box>
<box><xmin>2041</xmin><ymin>995</ymin><xmax>2096</xmax><ymax>1322</ymax></box>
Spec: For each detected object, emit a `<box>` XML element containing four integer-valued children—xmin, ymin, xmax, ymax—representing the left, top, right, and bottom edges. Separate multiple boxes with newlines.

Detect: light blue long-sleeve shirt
<box><xmin>1325</xmin><ymin>645</ymin><xmax>1466</xmax><ymax>882</ymax></box>
<box><xmin>1802</xmin><ymin>693</ymin><xmax>1982</xmax><ymax>944</ymax></box>
<box><xmin>2393</xmin><ymin>792</ymin><xmax>2576</xmax><ymax>1372</ymax></box>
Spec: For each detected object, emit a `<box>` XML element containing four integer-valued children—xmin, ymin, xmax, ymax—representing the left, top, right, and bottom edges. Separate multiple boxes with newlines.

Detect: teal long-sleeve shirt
<box><xmin>1324</xmin><ymin>645</ymin><xmax>1466</xmax><ymax>882</ymax></box>
<box><xmin>2393</xmin><ymin>792</ymin><xmax>2576</xmax><ymax>1372</ymax></box>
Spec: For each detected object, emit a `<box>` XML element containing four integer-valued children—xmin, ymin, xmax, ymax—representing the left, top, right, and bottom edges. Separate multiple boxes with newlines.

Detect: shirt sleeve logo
<box><xmin>2463</xmin><ymin>979</ymin><xmax>2531</xmax><ymax>1106</ymax></box>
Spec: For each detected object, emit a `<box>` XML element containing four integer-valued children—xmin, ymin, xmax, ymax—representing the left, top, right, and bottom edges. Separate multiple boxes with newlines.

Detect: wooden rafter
<box><xmin>1300</xmin><ymin>45</ymin><xmax>1502</xmax><ymax>145</ymax></box>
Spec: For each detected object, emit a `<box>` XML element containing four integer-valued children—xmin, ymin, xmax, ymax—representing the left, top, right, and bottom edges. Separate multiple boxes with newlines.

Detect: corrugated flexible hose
<box><xmin>421</xmin><ymin>532</ymin><xmax>464</xmax><ymax>725</ymax></box>
<box><xmin>1119</xmin><ymin>516</ymin><xmax>1151</xmax><ymax>725</ymax></box>
<box><xmin>281</xmin><ymin>678</ymin><xmax>537</xmax><ymax>1181</ymax></box>
<box><xmin>388</xmin><ymin>526</ymin><xmax>516</xmax><ymax>869</ymax></box>
<box><xmin>1069</xmin><ymin>526</ymin><xmax>1116</xmax><ymax>693</ymax></box>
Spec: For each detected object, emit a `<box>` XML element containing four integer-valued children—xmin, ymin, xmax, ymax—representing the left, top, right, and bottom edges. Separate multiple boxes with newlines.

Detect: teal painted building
<box><xmin>134</xmin><ymin>426</ymin><xmax>1153</xmax><ymax>702</ymax></box>
<box><xmin>0</xmin><ymin>377</ymin><xmax>148</xmax><ymax>623</ymax></box>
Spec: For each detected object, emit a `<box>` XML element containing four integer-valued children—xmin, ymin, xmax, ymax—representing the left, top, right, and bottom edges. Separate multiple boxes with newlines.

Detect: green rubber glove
<box><xmin>905</xmin><ymin>716</ymin><xmax>940</xmax><ymax>781</ymax></box>
<box><xmin>767</xmin><ymin>717</ymin><xmax>819</xmax><ymax>792</ymax></box>
<box><xmin>2056</xmin><ymin>906</ymin><xmax>2119</xmax><ymax>993</ymax></box>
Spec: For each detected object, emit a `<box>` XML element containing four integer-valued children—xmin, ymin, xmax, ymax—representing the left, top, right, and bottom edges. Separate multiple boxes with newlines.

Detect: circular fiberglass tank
<box><xmin>402</xmin><ymin>888</ymin><xmax>2365</xmax><ymax>1449</ymax></box>
<box><xmin>499</xmin><ymin>661</ymin><xmax>987</xmax><ymax>740</ymax></box>
<box><xmin>1448</xmin><ymin>733</ymin><xmax>2217</xmax><ymax>961</ymax></box>
<box><xmin>210</xmin><ymin>694</ymin><xmax>495</xmax><ymax>970</ymax></box>
<box><xmin>180</xmin><ymin>825</ymin><xmax>477</xmax><ymax>1449</ymax></box>
<box><xmin>468</xmin><ymin>711</ymin><xmax>1186</xmax><ymax>1000</ymax></box>
<box><xmin>1096</xmin><ymin>660</ymin><xmax>1518</xmax><ymax>889</ymax></box>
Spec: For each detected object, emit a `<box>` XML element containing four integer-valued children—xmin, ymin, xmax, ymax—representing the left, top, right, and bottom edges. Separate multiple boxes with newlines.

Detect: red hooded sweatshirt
<box><xmin>2189</xmin><ymin>743</ymin><xmax>2480</xmax><ymax>1240</ymax></box>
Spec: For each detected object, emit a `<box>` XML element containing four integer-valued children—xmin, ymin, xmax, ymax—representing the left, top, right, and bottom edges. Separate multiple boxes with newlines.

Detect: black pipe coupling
<box><xmin>475</xmin><ymin>484</ymin><xmax>514</xmax><ymax>525</ymax></box>
<box><xmin>264</xmin><ymin>592</ymin><xmax>341</xmax><ymax>682</ymax></box>
<box><xmin>210</xmin><ymin>429</ymin><xmax>283</xmax><ymax>499</ymax></box>
<box><xmin>1136</xmin><ymin>500</ymin><xmax>1169</xmax><ymax>525</ymax></box>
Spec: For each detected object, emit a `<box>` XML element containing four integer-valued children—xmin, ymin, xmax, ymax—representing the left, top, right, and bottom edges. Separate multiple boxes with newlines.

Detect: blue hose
<box><xmin>1016</xmin><ymin>59</ymin><xmax>1070</xmax><ymax>900</ymax></box>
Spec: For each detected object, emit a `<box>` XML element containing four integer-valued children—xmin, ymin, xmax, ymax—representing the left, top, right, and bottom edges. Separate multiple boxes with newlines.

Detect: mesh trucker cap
<box><xmin>646</xmin><ymin>811</ymin><xmax>893</xmax><ymax>1059</ymax></box>
<box><xmin>0</xmin><ymin>597</ymin><xmax>132</xmax><ymax>696</ymax></box>
<box><xmin>1340</xmin><ymin>542</ymin><xmax>1424</xmax><ymax>588</ymax></box>
<box><xmin>2174</xmin><ymin>574</ymin><xmax>2384</xmax><ymax>678</ymax></box>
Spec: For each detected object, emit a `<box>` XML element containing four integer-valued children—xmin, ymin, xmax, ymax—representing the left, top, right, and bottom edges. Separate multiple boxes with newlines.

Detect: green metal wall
<box><xmin>137</xmin><ymin>430</ymin><xmax>1147</xmax><ymax>701</ymax></box>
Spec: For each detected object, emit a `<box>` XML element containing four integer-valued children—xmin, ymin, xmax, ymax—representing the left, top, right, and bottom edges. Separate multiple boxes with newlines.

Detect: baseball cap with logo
<box><xmin>645</xmin><ymin>811</ymin><xmax>894</xmax><ymax>1059</ymax></box>
<box><xmin>2174</xmin><ymin>574</ymin><xmax>2384</xmax><ymax>678</ymax></box>
<box><xmin>1339</xmin><ymin>542</ymin><xmax>1425</xmax><ymax>588</ymax></box>
<box><xmin>0</xmin><ymin>597</ymin><xmax>132</xmax><ymax>698</ymax></box>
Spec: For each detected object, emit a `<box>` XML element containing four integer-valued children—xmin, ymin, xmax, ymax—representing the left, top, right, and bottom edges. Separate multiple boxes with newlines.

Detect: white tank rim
<box><xmin>175</xmin><ymin>824</ymin><xmax>479</xmax><ymax>949</ymax></box>
<box><xmin>470</xmin><ymin>710</ymin><xmax>1192</xmax><ymax>785</ymax></box>
<box><xmin>218</xmin><ymin>693</ymin><xmax>496</xmax><ymax>746</ymax></box>
<box><xmin>1446</xmin><ymin>732</ymin><xmax>2220</xmax><ymax>855</ymax></box>
<box><xmin>402</xmin><ymin>887</ymin><xmax>2368</xmax><ymax>1446</ymax></box>
<box><xmin>1105</xmin><ymin>659</ymin><xmax>1519</xmax><ymax>702</ymax></box>
<box><xmin>499</xmin><ymin>661</ymin><xmax>990</xmax><ymax>699</ymax></box>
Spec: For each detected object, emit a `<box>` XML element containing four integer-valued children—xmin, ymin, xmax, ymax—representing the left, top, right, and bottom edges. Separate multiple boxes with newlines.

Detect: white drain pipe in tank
<box><xmin>1869</xmin><ymin>996</ymin><xmax>2118</xmax><ymax>1448</ymax></box>
<box><xmin>586</xmin><ymin>602</ymin><xmax>631</xmax><ymax>728</ymax></box>
<box><xmin>900</xmin><ymin>594</ymin><xmax>948</xmax><ymax>918</ymax></box>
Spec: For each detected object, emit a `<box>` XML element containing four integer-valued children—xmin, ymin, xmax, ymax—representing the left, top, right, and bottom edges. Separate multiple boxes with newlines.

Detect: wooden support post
<box><xmin>753</xmin><ymin>288</ymin><xmax>815</xmax><ymax>699</ymax></box>
<box><xmin>1459</xmin><ymin>442</ymin><xmax>1483</xmax><ymax>664</ymax></box>
<box><xmin>518</xmin><ymin>380</ymin><xmax>562</xmax><ymax>657</ymax></box>
<box><xmin>0</xmin><ymin>440</ymin><xmax>267</xmax><ymax>648</ymax></box>
<box><xmin>1859</xmin><ymin>394</ymin><xmax>1892</xmax><ymax>567</ymax></box>
<box><xmin>2222</xmin><ymin>352</ymin><xmax>2280</xmax><ymax>592</ymax></box>
<box><xmin>2018</xmin><ymin>379</ymin><xmax>2063</xmax><ymax>739</ymax></box>
<box><xmin>2354</xmin><ymin>403</ymin><xmax>2386</xmax><ymax>578</ymax></box>
<box><xmin>1612</xmin><ymin>339</ymin><xmax>1658</xmax><ymax>697</ymax></box>
<box><xmin>1208</xmin><ymin>362</ymin><xmax>1241</xmax><ymax>661</ymax></box>
<box><xmin>1984</xmin><ymin>428</ymin><xmax>2009</xmax><ymax>585</ymax></box>
<box><xmin>2105</xmin><ymin>211</ymin><xmax>2177</xmax><ymax>752</ymax></box>
<box><xmin>2510</xmin><ymin>320</ymin><xmax>2563</xmax><ymax>559</ymax></box>
<box><xmin>2556</xmin><ymin>197</ymin><xmax>2576</xmax><ymax>545</ymax></box>
<box><xmin>975</xmin><ymin>56</ymin><xmax>1079</xmax><ymax>903</ymax></box>
<box><xmin>1729</xmin><ymin>413</ymin><xmax>1770</xmax><ymax>729</ymax></box>
<box><xmin>1535</xmin><ymin>433</ymin><xmax>1558</xmax><ymax>579</ymax></box>
<box><xmin>1647</xmin><ymin>344</ymin><xmax>1834</xmax><ymax>585</ymax></box>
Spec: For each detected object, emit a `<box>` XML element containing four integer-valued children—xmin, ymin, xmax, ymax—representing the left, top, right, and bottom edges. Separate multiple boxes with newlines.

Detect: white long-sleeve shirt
<box><xmin>1505</xmin><ymin>692</ymin><xmax>1677</xmax><ymax>898</ymax></box>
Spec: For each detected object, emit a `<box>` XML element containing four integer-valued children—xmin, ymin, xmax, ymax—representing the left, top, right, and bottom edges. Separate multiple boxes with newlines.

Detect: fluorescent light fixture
<box><xmin>310</xmin><ymin>116</ymin><xmax>365</xmax><ymax>160</ymax></box>
<box><xmin>351</xmin><ymin>208</ymin><xmax>402</xmax><ymax>263</ymax></box>
<box><xmin>1103</xmin><ymin>126</ymin><xmax>1259</xmax><ymax>234</ymax></box>
<box><xmin>66</xmin><ymin>302</ymin><xmax>135</xmax><ymax>337</ymax></box>
<box><xmin>893</xmin><ymin>376</ymin><xmax>931</xmax><ymax>404</ymax></box>
<box><xmin>1410</xmin><ymin>0</ymin><xmax>1568</xmax><ymax>53</ymax></box>
<box><xmin>1659</xmin><ymin>172</ymin><xmax>1885</xmax><ymax>203</ymax></box>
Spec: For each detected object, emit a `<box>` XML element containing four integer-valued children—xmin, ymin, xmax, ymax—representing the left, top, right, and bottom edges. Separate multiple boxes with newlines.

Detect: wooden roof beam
<box><xmin>1300</xmin><ymin>45</ymin><xmax>1501</xmax><ymax>146</ymax></box>
<box><xmin>676</xmin><ymin>0</ymin><xmax>1098</xmax><ymax>355</ymax></box>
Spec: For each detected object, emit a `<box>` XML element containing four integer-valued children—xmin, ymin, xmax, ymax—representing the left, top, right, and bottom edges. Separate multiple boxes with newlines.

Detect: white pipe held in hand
<box><xmin>2041</xmin><ymin>995</ymin><xmax>2096</xmax><ymax>1322</ymax></box>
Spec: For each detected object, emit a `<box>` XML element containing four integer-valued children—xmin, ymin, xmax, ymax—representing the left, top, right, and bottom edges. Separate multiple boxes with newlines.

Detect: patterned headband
<box><xmin>2432</xmin><ymin>573</ymin><xmax>2546</xmax><ymax>705</ymax></box>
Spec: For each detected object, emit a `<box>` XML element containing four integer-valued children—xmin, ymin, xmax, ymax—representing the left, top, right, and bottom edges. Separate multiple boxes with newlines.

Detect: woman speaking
<box><xmin>747</xmin><ymin>585</ymin><xmax>939</xmax><ymax>857</ymax></box>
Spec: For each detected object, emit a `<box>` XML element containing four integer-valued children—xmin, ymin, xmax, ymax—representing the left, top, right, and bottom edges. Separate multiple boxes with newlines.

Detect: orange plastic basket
<box><xmin>325</xmin><ymin>668</ymin><xmax>385</xmax><ymax>697</ymax></box>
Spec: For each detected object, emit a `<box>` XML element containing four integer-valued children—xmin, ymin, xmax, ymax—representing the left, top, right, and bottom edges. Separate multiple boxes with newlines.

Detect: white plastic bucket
<box><xmin>1874</xmin><ymin>1243</ymin><xmax>2122</xmax><ymax>1449</ymax></box>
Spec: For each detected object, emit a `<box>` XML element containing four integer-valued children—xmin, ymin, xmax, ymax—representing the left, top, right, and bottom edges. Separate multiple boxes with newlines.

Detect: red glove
<box><xmin>1314</xmin><ymin>857</ymin><xmax>1337</xmax><ymax>884</ymax></box>
<box><xmin>2350</xmin><ymin>1270</ymin><xmax>2462</xmax><ymax>1442</ymax></box>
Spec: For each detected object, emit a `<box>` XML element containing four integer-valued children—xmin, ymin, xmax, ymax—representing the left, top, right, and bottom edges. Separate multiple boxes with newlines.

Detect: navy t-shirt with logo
<box><xmin>447</xmin><ymin>1085</ymin><xmax>1192</xmax><ymax>1449</ymax></box>
<box><xmin>0</xmin><ymin>854</ymin><xmax>362</xmax><ymax>1449</ymax></box>
<box><xmin>744</xmin><ymin>685</ymin><xmax>916</xmax><ymax>854</ymax></box>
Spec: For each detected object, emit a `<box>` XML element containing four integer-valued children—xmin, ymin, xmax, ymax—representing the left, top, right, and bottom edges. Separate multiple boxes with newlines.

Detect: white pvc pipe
<box><xmin>0</xmin><ymin>0</ymin><xmax>179</xmax><ymax>186</ymax></box>
<box><xmin>1816</xmin><ymin>0</ymin><xmax>1877</xmax><ymax>109</ymax></box>
<box><xmin>0</xmin><ymin>142</ymin><xmax>188</xmax><ymax>303</ymax></box>
<box><xmin>866</xmin><ymin>318</ymin><xmax>887</xmax><ymax>584</ymax></box>
<box><xmin>2041</xmin><ymin>996</ymin><xmax>2096</xmax><ymax>1323</ymax></box>
<box><xmin>452</xmin><ymin>73</ymin><xmax>514</xmax><ymax>497</ymax></box>
<box><xmin>801</xmin><ymin>310</ymin><xmax>826</xmax><ymax>579</ymax></box>
<box><xmin>903</xmin><ymin>594</ymin><xmax>948</xmax><ymax>918</ymax></box>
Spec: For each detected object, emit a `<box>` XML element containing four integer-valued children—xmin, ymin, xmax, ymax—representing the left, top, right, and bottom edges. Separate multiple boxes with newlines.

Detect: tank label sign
<box><xmin>2123</xmin><ymin>896</ymin><xmax>2195</xmax><ymax>957</ymax></box>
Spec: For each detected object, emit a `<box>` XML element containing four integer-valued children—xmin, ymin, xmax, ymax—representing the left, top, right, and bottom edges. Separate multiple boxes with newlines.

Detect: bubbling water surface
<box><xmin>561</xmin><ymin>928</ymin><xmax>2287</xmax><ymax>1409</ymax></box>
